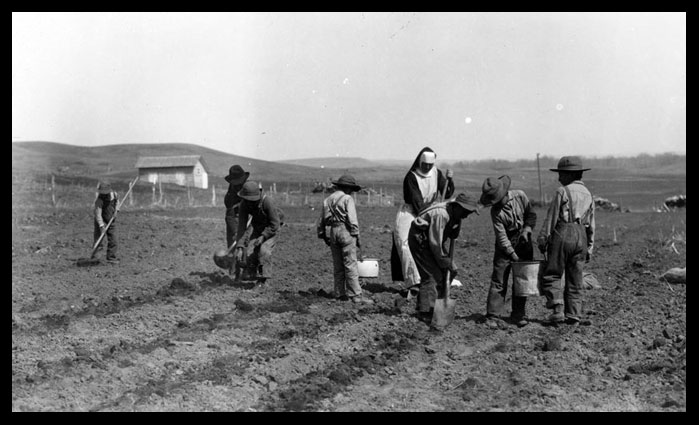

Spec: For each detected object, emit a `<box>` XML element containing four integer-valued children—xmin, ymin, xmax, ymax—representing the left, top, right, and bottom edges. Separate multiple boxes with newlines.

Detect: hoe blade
<box><xmin>76</xmin><ymin>257</ymin><xmax>101</xmax><ymax>267</ymax></box>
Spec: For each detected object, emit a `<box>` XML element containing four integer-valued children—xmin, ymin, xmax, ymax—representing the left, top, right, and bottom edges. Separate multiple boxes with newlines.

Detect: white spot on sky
<box><xmin>343</xmin><ymin>78</ymin><xmax>349</xmax><ymax>85</ymax></box>
<box><xmin>556</xmin><ymin>104</ymin><xmax>564</xmax><ymax>111</ymax></box>
<box><xmin>465</xmin><ymin>117</ymin><xmax>472</xmax><ymax>124</ymax></box>
<box><xmin>312</xmin><ymin>89</ymin><xmax>317</xmax><ymax>94</ymax></box>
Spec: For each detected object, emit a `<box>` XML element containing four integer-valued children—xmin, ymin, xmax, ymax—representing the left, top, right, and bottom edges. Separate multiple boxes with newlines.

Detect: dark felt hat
<box><xmin>549</xmin><ymin>156</ymin><xmax>591</xmax><ymax>172</ymax></box>
<box><xmin>225</xmin><ymin>165</ymin><xmax>250</xmax><ymax>184</ymax></box>
<box><xmin>331</xmin><ymin>174</ymin><xmax>362</xmax><ymax>192</ymax></box>
<box><xmin>480</xmin><ymin>175</ymin><xmax>512</xmax><ymax>207</ymax></box>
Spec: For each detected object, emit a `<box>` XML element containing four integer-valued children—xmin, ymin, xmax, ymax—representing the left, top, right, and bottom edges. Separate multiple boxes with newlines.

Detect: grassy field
<box><xmin>12</xmin><ymin>141</ymin><xmax>685</xmax><ymax>213</ymax></box>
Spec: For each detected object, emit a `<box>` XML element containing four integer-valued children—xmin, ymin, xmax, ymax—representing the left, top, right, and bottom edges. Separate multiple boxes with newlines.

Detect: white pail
<box><xmin>358</xmin><ymin>258</ymin><xmax>379</xmax><ymax>278</ymax></box>
<box><xmin>511</xmin><ymin>261</ymin><xmax>543</xmax><ymax>297</ymax></box>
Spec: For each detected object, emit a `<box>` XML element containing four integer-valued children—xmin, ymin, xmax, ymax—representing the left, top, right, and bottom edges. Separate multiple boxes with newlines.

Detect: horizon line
<box><xmin>11</xmin><ymin>140</ymin><xmax>686</xmax><ymax>164</ymax></box>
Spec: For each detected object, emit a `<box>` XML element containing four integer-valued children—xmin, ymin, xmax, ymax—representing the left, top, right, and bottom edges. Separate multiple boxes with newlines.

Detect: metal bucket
<box><xmin>357</xmin><ymin>258</ymin><xmax>379</xmax><ymax>278</ymax></box>
<box><xmin>511</xmin><ymin>261</ymin><xmax>543</xmax><ymax>297</ymax></box>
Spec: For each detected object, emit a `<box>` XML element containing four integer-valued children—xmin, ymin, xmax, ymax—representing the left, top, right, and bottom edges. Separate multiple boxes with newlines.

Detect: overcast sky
<box><xmin>12</xmin><ymin>12</ymin><xmax>686</xmax><ymax>162</ymax></box>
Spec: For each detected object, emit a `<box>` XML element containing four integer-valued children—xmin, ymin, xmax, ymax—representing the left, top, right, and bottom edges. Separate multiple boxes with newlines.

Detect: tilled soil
<box><xmin>12</xmin><ymin>204</ymin><xmax>686</xmax><ymax>411</ymax></box>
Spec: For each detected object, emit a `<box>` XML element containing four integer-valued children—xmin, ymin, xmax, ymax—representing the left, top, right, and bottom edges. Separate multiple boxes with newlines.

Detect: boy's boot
<box><xmin>510</xmin><ymin>296</ymin><xmax>528</xmax><ymax>327</ymax></box>
<box><xmin>545</xmin><ymin>304</ymin><xmax>565</xmax><ymax>324</ymax></box>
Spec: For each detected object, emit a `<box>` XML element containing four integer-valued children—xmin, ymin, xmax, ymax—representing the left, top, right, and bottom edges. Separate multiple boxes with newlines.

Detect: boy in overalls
<box><xmin>317</xmin><ymin>175</ymin><xmax>373</xmax><ymax>305</ymax></box>
<box><xmin>537</xmin><ymin>156</ymin><xmax>595</xmax><ymax>325</ymax></box>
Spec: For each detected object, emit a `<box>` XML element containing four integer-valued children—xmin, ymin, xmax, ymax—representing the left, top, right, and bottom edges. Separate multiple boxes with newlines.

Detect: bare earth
<box><xmin>12</xmin><ymin>203</ymin><xmax>686</xmax><ymax>411</ymax></box>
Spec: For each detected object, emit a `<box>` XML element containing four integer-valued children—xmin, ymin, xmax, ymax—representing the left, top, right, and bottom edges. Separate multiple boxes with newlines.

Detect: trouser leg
<box><xmin>256</xmin><ymin>236</ymin><xmax>277</xmax><ymax>278</ymax></box>
<box><xmin>542</xmin><ymin>230</ymin><xmax>566</xmax><ymax>309</ymax></box>
<box><xmin>330</xmin><ymin>243</ymin><xmax>346</xmax><ymax>296</ymax></box>
<box><xmin>511</xmin><ymin>296</ymin><xmax>527</xmax><ymax>320</ymax></box>
<box><xmin>342</xmin><ymin>240</ymin><xmax>362</xmax><ymax>297</ymax></box>
<box><xmin>106</xmin><ymin>221</ymin><xmax>117</xmax><ymax>260</ymax></box>
<box><xmin>225</xmin><ymin>210</ymin><xmax>238</xmax><ymax>248</ymax></box>
<box><xmin>409</xmin><ymin>231</ymin><xmax>440</xmax><ymax>314</ymax></box>
<box><xmin>563</xmin><ymin>224</ymin><xmax>587</xmax><ymax>320</ymax></box>
<box><xmin>93</xmin><ymin>222</ymin><xmax>103</xmax><ymax>258</ymax></box>
<box><xmin>486</xmin><ymin>252</ymin><xmax>511</xmax><ymax>317</ymax></box>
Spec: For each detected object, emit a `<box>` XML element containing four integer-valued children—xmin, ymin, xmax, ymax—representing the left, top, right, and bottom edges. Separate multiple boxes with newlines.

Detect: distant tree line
<box><xmin>449</xmin><ymin>152</ymin><xmax>685</xmax><ymax>171</ymax></box>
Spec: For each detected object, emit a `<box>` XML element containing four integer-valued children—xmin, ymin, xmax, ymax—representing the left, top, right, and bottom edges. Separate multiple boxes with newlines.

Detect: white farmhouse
<box><xmin>135</xmin><ymin>155</ymin><xmax>209</xmax><ymax>189</ymax></box>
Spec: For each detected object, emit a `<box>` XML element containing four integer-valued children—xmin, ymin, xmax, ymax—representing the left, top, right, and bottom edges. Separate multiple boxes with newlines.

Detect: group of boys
<box><xmin>93</xmin><ymin>155</ymin><xmax>595</xmax><ymax>329</ymax></box>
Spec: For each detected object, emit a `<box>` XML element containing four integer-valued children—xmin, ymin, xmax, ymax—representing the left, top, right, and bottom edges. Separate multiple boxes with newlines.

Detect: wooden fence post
<box><xmin>51</xmin><ymin>174</ymin><xmax>56</xmax><ymax>207</ymax></box>
<box><xmin>212</xmin><ymin>184</ymin><xmax>216</xmax><ymax>206</ymax></box>
<box><xmin>158</xmin><ymin>180</ymin><xmax>163</xmax><ymax>205</ymax></box>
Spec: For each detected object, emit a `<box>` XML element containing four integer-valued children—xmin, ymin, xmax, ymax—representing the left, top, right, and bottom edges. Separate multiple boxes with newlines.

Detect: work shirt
<box><xmin>537</xmin><ymin>181</ymin><xmax>595</xmax><ymax>254</ymax></box>
<box><xmin>317</xmin><ymin>190</ymin><xmax>360</xmax><ymax>237</ymax></box>
<box><xmin>490</xmin><ymin>190</ymin><xmax>537</xmax><ymax>256</ymax></box>
<box><xmin>94</xmin><ymin>192</ymin><xmax>118</xmax><ymax>227</ymax></box>
<box><xmin>403</xmin><ymin>169</ymin><xmax>454</xmax><ymax>213</ymax></box>
<box><xmin>236</xmin><ymin>195</ymin><xmax>281</xmax><ymax>244</ymax></box>
<box><xmin>413</xmin><ymin>203</ymin><xmax>460</xmax><ymax>269</ymax></box>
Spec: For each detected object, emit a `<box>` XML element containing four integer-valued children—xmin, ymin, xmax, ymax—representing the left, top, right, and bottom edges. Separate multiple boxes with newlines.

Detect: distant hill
<box><xmin>11</xmin><ymin>141</ymin><xmax>354</xmax><ymax>188</ymax></box>
<box><xmin>279</xmin><ymin>157</ymin><xmax>376</xmax><ymax>168</ymax></box>
<box><xmin>12</xmin><ymin>141</ymin><xmax>684</xmax><ymax>198</ymax></box>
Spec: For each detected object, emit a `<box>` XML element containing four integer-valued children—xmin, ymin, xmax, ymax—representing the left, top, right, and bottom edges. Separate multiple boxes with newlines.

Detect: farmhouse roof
<box><xmin>135</xmin><ymin>155</ymin><xmax>209</xmax><ymax>172</ymax></box>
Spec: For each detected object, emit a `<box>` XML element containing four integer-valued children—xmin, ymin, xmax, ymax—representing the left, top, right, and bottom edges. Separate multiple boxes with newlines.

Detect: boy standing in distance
<box><xmin>317</xmin><ymin>175</ymin><xmax>374</xmax><ymax>304</ymax></box>
<box><xmin>537</xmin><ymin>156</ymin><xmax>595</xmax><ymax>326</ymax></box>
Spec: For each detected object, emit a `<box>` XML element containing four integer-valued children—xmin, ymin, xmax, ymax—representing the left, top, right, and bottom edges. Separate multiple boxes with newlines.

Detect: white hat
<box><xmin>420</xmin><ymin>151</ymin><xmax>436</xmax><ymax>164</ymax></box>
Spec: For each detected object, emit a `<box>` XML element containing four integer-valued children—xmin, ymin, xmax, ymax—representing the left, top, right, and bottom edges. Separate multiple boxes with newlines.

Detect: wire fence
<box><xmin>12</xmin><ymin>175</ymin><xmax>399</xmax><ymax>212</ymax></box>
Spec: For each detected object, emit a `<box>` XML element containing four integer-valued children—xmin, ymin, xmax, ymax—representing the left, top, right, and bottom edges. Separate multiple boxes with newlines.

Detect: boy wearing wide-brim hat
<box><xmin>93</xmin><ymin>181</ymin><xmax>119</xmax><ymax>263</ymax></box>
<box><xmin>479</xmin><ymin>175</ymin><xmax>537</xmax><ymax>327</ymax></box>
<box><xmin>233</xmin><ymin>180</ymin><xmax>281</xmax><ymax>284</ymax></box>
<box><xmin>537</xmin><ymin>156</ymin><xmax>595</xmax><ymax>326</ymax></box>
<box><xmin>317</xmin><ymin>175</ymin><xmax>374</xmax><ymax>304</ymax></box>
<box><xmin>224</xmin><ymin>165</ymin><xmax>250</xmax><ymax>249</ymax></box>
<box><xmin>408</xmin><ymin>193</ymin><xmax>480</xmax><ymax>324</ymax></box>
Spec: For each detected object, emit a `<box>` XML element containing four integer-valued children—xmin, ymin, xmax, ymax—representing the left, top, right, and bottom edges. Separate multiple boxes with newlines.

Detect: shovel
<box><xmin>431</xmin><ymin>237</ymin><xmax>457</xmax><ymax>330</ymax></box>
<box><xmin>213</xmin><ymin>216</ymin><xmax>253</xmax><ymax>275</ymax></box>
<box><xmin>76</xmin><ymin>176</ymin><xmax>139</xmax><ymax>267</ymax></box>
